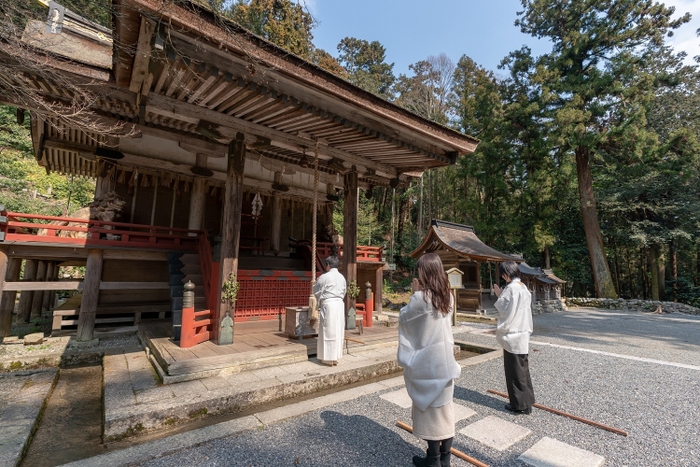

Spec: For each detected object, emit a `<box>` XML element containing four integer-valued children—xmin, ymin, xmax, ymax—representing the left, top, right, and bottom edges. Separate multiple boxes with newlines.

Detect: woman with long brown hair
<box><xmin>398</xmin><ymin>253</ymin><xmax>461</xmax><ymax>467</ymax></box>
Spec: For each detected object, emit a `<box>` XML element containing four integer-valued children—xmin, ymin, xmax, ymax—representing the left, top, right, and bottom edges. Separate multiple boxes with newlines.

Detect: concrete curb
<box><xmin>104</xmin><ymin>355</ymin><xmax>403</xmax><ymax>441</ymax></box>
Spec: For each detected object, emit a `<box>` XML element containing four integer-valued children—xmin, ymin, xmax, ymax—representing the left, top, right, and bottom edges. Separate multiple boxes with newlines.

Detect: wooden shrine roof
<box><xmin>0</xmin><ymin>0</ymin><xmax>480</xmax><ymax>194</ymax></box>
<box><xmin>409</xmin><ymin>220</ymin><xmax>521</xmax><ymax>263</ymax></box>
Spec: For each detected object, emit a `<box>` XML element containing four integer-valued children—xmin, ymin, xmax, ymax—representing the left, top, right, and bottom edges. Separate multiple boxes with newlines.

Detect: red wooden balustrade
<box><xmin>0</xmin><ymin>211</ymin><xmax>199</xmax><ymax>250</ymax></box>
<box><xmin>180</xmin><ymin>305</ymin><xmax>212</xmax><ymax>348</ymax></box>
<box><xmin>312</xmin><ymin>242</ymin><xmax>383</xmax><ymax>262</ymax></box>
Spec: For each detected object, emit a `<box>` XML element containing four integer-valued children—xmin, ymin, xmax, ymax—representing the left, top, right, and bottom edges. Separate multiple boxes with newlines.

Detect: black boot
<box><xmin>412</xmin><ymin>440</ymin><xmax>441</xmax><ymax>467</ymax></box>
<box><xmin>440</xmin><ymin>437</ymin><xmax>453</xmax><ymax>467</ymax></box>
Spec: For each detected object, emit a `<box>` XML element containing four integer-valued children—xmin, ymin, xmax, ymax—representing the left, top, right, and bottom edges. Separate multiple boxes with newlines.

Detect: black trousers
<box><xmin>503</xmin><ymin>350</ymin><xmax>535</xmax><ymax>410</ymax></box>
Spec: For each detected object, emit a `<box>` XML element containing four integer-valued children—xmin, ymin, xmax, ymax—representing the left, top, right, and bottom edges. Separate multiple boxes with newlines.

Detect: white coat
<box><xmin>494</xmin><ymin>278</ymin><xmax>533</xmax><ymax>354</ymax></box>
<box><xmin>398</xmin><ymin>291</ymin><xmax>461</xmax><ymax>411</ymax></box>
<box><xmin>313</xmin><ymin>267</ymin><xmax>346</xmax><ymax>361</ymax></box>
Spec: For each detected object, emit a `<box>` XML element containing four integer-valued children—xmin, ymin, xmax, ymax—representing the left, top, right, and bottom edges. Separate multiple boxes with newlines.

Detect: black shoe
<box><xmin>412</xmin><ymin>453</ymin><xmax>441</xmax><ymax>467</ymax></box>
<box><xmin>505</xmin><ymin>403</ymin><xmax>532</xmax><ymax>414</ymax></box>
<box><xmin>413</xmin><ymin>440</ymin><xmax>441</xmax><ymax>467</ymax></box>
<box><xmin>440</xmin><ymin>437</ymin><xmax>453</xmax><ymax>467</ymax></box>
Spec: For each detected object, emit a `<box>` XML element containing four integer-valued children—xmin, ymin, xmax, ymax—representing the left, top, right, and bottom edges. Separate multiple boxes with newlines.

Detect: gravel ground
<box><xmin>137</xmin><ymin>308</ymin><xmax>700</xmax><ymax>467</ymax></box>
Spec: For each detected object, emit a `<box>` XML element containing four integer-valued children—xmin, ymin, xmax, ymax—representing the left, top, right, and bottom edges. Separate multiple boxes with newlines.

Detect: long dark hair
<box><xmin>417</xmin><ymin>253</ymin><xmax>452</xmax><ymax>314</ymax></box>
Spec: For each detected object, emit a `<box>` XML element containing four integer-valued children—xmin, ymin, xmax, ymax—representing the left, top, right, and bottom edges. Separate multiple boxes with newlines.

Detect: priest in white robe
<box><xmin>313</xmin><ymin>255</ymin><xmax>346</xmax><ymax>365</ymax></box>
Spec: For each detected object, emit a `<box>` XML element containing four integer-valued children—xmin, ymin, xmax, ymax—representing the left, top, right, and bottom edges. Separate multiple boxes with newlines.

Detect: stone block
<box><xmin>23</xmin><ymin>333</ymin><xmax>44</xmax><ymax>345</ymax></box>
<box><xmin>459</xmin><ymin>416</ymin><xmax>531</xmax><ymax>451</ymax></box>
<box><xmin>379</xmin><ymin>388</ymin><xmax>413</xmax><ymax>408</ymax></box>
<box><xmin>518</xmin><ymin>437</ymin><xmax>605</xmax><ymax>467</ymax></box>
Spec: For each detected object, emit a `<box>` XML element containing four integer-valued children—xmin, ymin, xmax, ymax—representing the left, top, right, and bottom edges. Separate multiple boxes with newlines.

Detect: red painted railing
<box><xmin>0</xmin><ymin>211</ymin><xmax>199</xmax><ymax>251</ymax></box>
<box><xmin>314</xmin><ymin>242</ymin><xmax>383</xmax><ymax>262</ymax></box>
<box><xmin>180</xmin><ymin>305</ymin><xmax>212</xmax><ymax>348</ymax></box>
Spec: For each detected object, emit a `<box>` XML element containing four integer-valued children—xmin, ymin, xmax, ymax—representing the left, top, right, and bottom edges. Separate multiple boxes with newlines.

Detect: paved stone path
<box><xmin>0</xmin><ymin>370</ymin><xmax>56</xmax><ymax>467</ymax></box>
<box><xmin>77</xmin><ymin>308</ymin><xmax>700</xmax><ymax>467</ymax></box>
<box><xmin>4</xmin><ymin>307</ymin><xmax>700</xmax><ymax>466</ymax></box>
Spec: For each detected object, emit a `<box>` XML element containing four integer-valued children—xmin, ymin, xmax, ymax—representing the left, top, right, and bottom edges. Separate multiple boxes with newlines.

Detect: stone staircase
<box><xmin>167</xmin><ymin>252</ymin><xmax>206</xmax><ymax>342</ymax></box>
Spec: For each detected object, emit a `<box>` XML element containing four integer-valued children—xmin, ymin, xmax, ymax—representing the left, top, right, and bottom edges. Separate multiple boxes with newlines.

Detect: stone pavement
<box><xmin>64</xmin><ymin>308</ymin><xmax>700</xmax><ymax>467</ymax></box>
<box><xmin>0</xmin><ymin>369</ymin><xmax>57</xmax><ymax>467</ymax></box>
<box><xmin>101</xmin><ymin>327</ymin><xmax>492</xmax><ymax>441</ymax></box>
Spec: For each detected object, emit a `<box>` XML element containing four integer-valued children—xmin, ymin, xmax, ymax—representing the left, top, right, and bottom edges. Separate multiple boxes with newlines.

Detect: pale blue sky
<box><xmin>307</xmin><ymin>0</ymin><xmax>700</xmax><ymax>77</ymax></box>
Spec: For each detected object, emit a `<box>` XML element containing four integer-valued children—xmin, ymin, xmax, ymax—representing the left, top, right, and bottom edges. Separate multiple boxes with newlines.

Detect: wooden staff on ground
<box><xmin>487</xmin><ymin>389</ymin><xmax>628</xmax><ymax>436</ymax></box>
<box><xmin>396</xmin><ymin>421</ymin><xmax>490</xmax><ymax>467</ymax></box>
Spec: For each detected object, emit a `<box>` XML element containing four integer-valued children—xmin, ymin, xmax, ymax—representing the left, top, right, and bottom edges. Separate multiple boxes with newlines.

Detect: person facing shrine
<box><xmin>398</xmin><ymin>253</ymin><xmax>461</xmax><ymax>467</ymax></box>
<box><xmin>313</xmin><ymin>255</ymin><xmax>346</xmax><ymax>366</ymax></box>
<box><xmin>493</xmin><ymin>260</ymin><xmax>536</xmax><ymax>415</ymax></box>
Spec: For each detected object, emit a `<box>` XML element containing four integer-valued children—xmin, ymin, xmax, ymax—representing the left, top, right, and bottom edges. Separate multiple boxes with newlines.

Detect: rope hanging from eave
<box><xmin>309</xmin><ymin>139</ymin><xmax>320</xmax><ymax>323</ymax></box>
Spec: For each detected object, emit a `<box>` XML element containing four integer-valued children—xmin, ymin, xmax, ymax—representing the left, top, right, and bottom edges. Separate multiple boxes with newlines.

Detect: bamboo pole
<box><xmin>487</xmin><ymin>389</ymin><xmax>628</xmax><ymax>436</ymax></box>
<box><xmin>396</xmin><ymin>421</ymin><xmax>489</xmax><ymax>467</ymax></box>
<box><xmin>344</xmin><ymin>336</ymin><xmax>364</xmax><ymax>344</ymax></box>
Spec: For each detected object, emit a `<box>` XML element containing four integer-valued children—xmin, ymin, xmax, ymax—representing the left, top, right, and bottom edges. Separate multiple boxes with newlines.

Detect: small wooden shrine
<box><xmin>518</xmin><ymin>263</ymin><xmax>566</xmax><ymax>304</ymax></box>
<box><xmin>409</xmin><ymin>220</ymin><xmax>520</xmax><ymax>311</ymax></box>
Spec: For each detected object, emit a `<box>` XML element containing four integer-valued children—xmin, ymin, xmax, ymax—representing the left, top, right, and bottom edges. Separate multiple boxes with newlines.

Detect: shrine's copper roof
<box><xmin>409</xmin><ymin>220</ymin><xmax>521</xmax><ymax>262</ymax></box>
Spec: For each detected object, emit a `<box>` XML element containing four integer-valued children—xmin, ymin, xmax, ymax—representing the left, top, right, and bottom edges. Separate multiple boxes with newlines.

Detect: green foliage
<box><xmin>221</xmin><ymin>273</ymin><xmax>240</xmax><ymax>304</ymax></box>
<box><xmin>347</xmin><ymin>280</ymin><xmax>360</xmax><ymax>299</ymax></box>
<box><xmin>228</xmin><ymin>0</ymin><xmax>316</xmax><ymax>59</ymax></box>
<box><xmin>336</xmin><ymin>37</ymin><xmax>396</xmax><ymax>99</ymax></box>
<box><xmin>60</xmin><ymin>0</ymin><xmax>112</xmax><ymax>27</ymax></box>
<box><xmin>0</xmin><ymin>105</ymin><xmax>95</xmax><ymax>214</ymax></box>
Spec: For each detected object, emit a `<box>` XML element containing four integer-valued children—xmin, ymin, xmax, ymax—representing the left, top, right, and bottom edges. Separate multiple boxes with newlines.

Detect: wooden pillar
<box><xmin>77</xmin><ymin>249</ymin><xmax>103</xmax><ymax>341</ymax></box>
<box><xmin>217</xmin><ymin>133</ymin><xmax>246</xmax><ymax>345</ymax></box>
<box><xmin>42</xmin><ymin>262</ymin><xmax>54</xmax><ymax>311</ymax></box>
<box><xmin>270</xmin><ymin>172</ymin><xmax>282</xmax><ymax>255</ymax></box>
<box><xmin>1</xmin><ymin>257</ymin><xmax>21</xmax><ymax>337</ymax></box>
<box><xmin>343</xmin><ymin>168</ymin><xmax>358</xmax><ymax>323</ymax></box>
<box><xmin>375</xmin><ymin>265</ymin><xmax>383</xmax><ymax>313</ymax></box>
<box><xmin>18</xmin><ymin>259</ymin><xmax>37</xmax><ymax>323</ymax></box>
<box><xmin>476</xmin><ymin>261</ymin><xmax>482</xmax><ymax>310</ymax></box>
<box><xmin>30</xmin><ymin>260</ymin><xmax>46</xmax><ymax>319</ymax></box>
<box><xmin>0</xmin><ymin>248</ymin><xmax>12</xmax><ymax>336</ymax></box>
<box><xmin>188</xmin><ymin>178</ymin><xmax>206</xmax><ymax>231</ymax></box>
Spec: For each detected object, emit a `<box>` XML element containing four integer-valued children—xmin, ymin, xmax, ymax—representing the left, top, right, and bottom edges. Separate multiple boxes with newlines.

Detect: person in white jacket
<box><xmin>313</xmin><ymin>255</ymin><xmax>346</xmax><ymax>366</ymax></box>
<box><xmin>398</xmin><ymin>253</ymin><xmax>461</xmax><ymax>467</ymax></box>
<box><xmin>493</xmin><ymin>260</ymin><xmax>535</xmax><ymax>414</ymax></box>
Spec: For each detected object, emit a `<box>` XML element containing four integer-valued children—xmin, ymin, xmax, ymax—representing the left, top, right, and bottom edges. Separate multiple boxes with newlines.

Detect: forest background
<box><xmin>1</xmin><ymin>0</ymin><xmax>699</xmax><ymax>306</ymax></box>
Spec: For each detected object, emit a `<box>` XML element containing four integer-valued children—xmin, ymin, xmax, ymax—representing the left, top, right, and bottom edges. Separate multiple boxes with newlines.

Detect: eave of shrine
<box><xmin>409</xmin><ymin>220</ymin><xmax>521</xmax><ymax>263</ymax></box>
<box><xmin>1</xmin><ymin>0</ymin><xmax>480</xmax><ymax>198</ymax></box>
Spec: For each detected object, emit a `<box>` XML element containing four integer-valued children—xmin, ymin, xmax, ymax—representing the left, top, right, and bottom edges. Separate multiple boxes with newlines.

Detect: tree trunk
<box><xmin>611</xmin><ymin>237</ymin><xmax>621</xmax><ymax>297</ymax></box>
<box><xmin>640</xmin><ymin>248</ymin><xmax>648</xmax><ymax>300</ymax></box>
<box><xmin>575</xmin><ymin>147</ymin><xmax>617</xmax><ymax>298</ymax></box>
<box><xmin>656</xmin><ymin>245</ymin><xmax>665</xmax><ymax>301</ymax></box>
<box><xmin>670</xmin><ymin>240</ymin><xmax>677</xmax><ymax>301</ymax></box>
<box><xmin>648</xmin><ymin>247</ymin><xmax>659</xmax><ymax>301</ymax></box>
<box><xmin>544</xmin><ymin>245</ymin><xmax>551</xmax><ymax>269</ymax></box>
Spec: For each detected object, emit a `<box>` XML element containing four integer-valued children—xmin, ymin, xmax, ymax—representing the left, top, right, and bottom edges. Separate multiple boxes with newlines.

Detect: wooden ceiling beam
<box><xmin>129</xmin><ymin>16</ymin><xmax>155</xmax><ymax>93</ymax></box>
<box><xmin>144</xmin><ymin>92</ymin><xmax>399</xmax><ymax>178</ymax></box>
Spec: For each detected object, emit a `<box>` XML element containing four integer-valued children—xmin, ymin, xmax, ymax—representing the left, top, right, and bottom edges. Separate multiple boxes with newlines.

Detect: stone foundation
<box><xmin>532</xmin><ymin>300</ymin><xmax>567</xmax><ymax>316</ymax></box>
<box><xmin>565</xmin><ymin>297</ymin><xmax>700</xmax><ymax>316</ymax></box>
